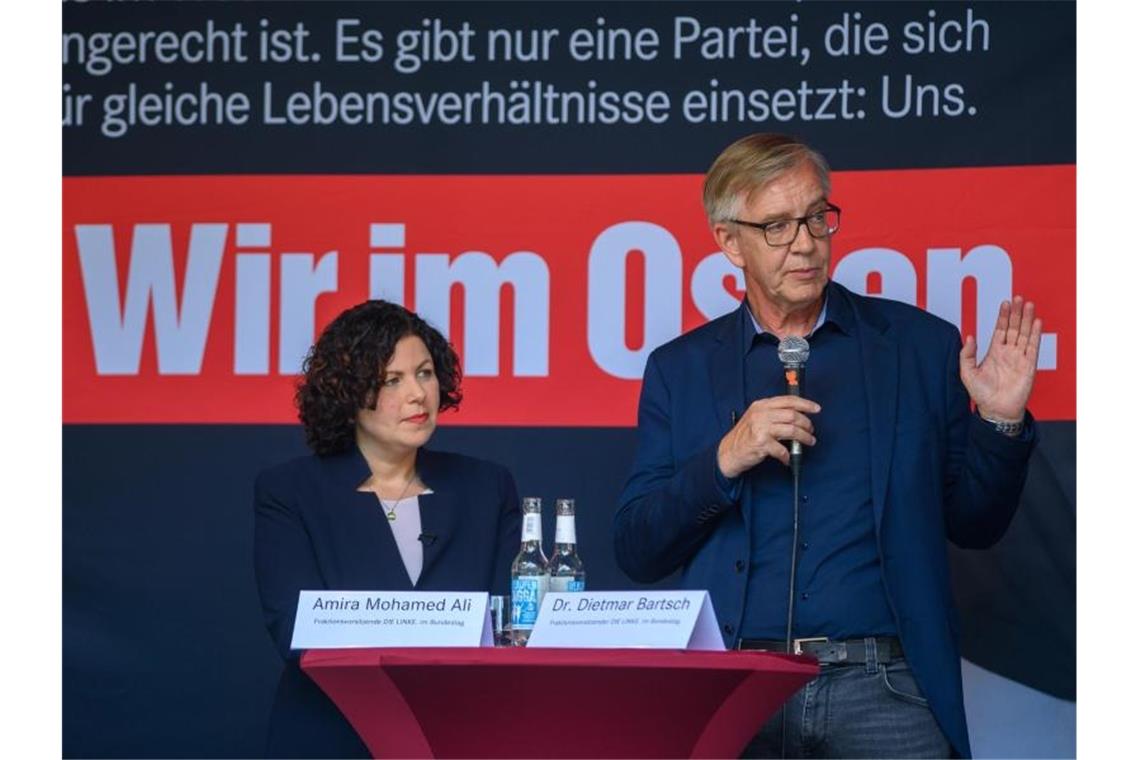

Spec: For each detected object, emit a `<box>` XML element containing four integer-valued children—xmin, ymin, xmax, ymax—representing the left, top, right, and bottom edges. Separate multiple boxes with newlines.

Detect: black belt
<box><xmin>737</xmin><ymin>636</ymin><xmax>903</xmax><ymax>664</ymax></box>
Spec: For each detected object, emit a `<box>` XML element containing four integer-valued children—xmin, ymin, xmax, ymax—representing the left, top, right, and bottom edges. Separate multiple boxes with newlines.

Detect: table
<box><xmin>301</xmin><ymin>647</ymin><xmax>818</xmax><ymax>758</ymax></box>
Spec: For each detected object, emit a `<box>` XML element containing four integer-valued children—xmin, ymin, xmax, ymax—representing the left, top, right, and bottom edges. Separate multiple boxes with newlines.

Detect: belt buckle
<box><xmin>792</xmin><ymin>636</ymin><xmax>829</xmax><ymax>656</ymax></box>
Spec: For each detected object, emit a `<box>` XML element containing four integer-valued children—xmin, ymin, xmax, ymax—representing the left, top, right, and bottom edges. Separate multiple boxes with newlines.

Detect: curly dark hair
<box><xmin>296</xmin><ymin>300</ymin><xmax>462</xmax><ymax>456</ymax></box>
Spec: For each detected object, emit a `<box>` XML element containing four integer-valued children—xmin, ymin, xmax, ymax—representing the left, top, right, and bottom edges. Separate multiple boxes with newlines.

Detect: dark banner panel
<box><xmin>63</xmin><ymin>422</ymin><xmax>1074</xmax><ymax>756</ymax></box>
<box><xmin>63</xmin><ymin>1</ymin><xmax>1075</xmax><ymax>174</ymax></box>
<box><xmin>949</xmin><ymin>422</ymin><xmax>1076</xmax><ymax>701</ymax></box>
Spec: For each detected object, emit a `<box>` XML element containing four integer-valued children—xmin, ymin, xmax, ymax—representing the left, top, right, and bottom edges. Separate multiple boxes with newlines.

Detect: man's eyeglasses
<box><xmin>729</xmin><ymin>204</ymin><xmax>841</xmax><ymax>246</ymax></box>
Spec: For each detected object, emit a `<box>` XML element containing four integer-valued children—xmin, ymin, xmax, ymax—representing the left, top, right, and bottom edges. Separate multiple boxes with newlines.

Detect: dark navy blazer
<box><xmin>254</xmin><ymin>446</ymin><xmax>520</xmax><ymax>758</ymax></box>
<box><xmin>613</xmin><ymin>282</ymin><xmax>1035</xmax><ymax>758</ymax></box>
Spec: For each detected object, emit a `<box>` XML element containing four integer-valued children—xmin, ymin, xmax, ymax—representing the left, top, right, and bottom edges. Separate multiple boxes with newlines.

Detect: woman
<box><xmin>254</xmin><ymin>300</ymin><xmax>521</xmax><ymax>758</ymax></box>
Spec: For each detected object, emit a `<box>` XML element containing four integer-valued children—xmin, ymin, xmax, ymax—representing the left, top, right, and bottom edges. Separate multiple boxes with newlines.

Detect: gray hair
<box><xmin>702</xmin><ymin>134</ymin><xmax>831</xmax><ymax>224</ymax></box>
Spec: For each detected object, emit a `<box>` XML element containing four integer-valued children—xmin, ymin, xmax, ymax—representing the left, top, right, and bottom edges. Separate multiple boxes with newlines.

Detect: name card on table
<box><xmin>526</xmin><ymin>590</ymin><xmax>725</xmax><ymax>650</ymax></box>
<box><xmin>290</xmin><ymin>591</ymin><xmax>492</xmax><ymax>649</ymax></box>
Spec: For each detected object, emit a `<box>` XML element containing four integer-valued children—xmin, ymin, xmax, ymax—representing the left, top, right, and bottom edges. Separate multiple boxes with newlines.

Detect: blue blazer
<box><xmin>254</xmin><ymin>446</ymin><xmax>520</xmax><ymax>758</ymax></box>
<box><xmin>613</xmin><ymin>282</ymin><xmax>1035</xmax><ymax>758</ymax></box>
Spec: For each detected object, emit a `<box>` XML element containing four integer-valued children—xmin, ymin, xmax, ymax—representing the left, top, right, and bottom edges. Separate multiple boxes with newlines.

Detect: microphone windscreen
<box><xmin>777</xmin><ymin>336</ymin><xmax>810</xmax><ymax>366</ymax></box>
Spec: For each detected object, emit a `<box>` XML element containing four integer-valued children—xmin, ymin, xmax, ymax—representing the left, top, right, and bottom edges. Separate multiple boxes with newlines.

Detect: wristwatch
<box><xmin>978</xmin><ymin>411</ymin><xmax>1025</xmax><ymax>437</ymax></box>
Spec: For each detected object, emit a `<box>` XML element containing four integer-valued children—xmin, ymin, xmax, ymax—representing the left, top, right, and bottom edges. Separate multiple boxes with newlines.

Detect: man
<box><xmin>613</xmin><ymin>133</ymin><xmax>1040</xmax><ymax>758</ymax></box>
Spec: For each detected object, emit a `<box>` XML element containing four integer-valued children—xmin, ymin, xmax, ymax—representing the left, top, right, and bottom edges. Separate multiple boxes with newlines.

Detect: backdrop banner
<box><xmin>63</xmin><ymin>2</ymin><xmax>1075</xmax><ymax>757</ymax></box>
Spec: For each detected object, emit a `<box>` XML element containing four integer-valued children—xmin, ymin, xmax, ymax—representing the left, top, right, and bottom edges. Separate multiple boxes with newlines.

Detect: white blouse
<box><xmin>376</xmin><ymin>490</ymin><xmax>433</xmax><ymax>586</ymax></box>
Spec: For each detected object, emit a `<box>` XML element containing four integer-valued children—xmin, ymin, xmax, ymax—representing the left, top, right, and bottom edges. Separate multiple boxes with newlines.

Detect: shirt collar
<box><xmin>739</xmin><ymin>280</ymin><xmax>853</xmax><ymax>351</ymax></box>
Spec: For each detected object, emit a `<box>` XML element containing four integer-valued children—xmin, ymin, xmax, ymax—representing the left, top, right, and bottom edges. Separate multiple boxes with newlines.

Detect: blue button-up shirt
<box><xmin>727</xmin><ymin>283</ymin><xmax>898</xmax><ymax>640</ymax></box>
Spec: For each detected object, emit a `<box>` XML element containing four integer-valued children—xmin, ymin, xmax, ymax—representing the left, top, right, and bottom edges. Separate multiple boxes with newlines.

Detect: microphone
<box><xmin>418</xmin><ymin>533</ymin><xmax>437</xmax><ymax>546</ymax></box>
<box><xmin>777</xmin><ymin>335</ymin><xmax>811</xmax><ymax>743</ymax></box>
<box><xmin>777</xmin><ymin>336</ymin><xmax>811</xmax><ymax>475</ymax></box>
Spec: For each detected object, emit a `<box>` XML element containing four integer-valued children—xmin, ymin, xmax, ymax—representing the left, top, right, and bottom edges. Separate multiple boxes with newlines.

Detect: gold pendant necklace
<box><xmin>380</xmin><ymin>470</ymin><xmax>417</xmax><ymax>522</ymax></box>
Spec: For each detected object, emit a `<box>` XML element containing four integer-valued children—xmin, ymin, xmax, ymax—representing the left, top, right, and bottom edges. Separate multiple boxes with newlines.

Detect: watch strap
<box><xmin>978</xmin><ymin>411</ymin><xmax>1025</xmax><ymax>437</ymax></box>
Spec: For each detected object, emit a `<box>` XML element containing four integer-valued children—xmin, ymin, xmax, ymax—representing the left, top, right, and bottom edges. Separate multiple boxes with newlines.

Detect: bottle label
<box><xmin>554</xmin><ymin>515</ymin><xmax>576</xmax><ymax>544</ymax></box>
<box><xmin>521</xmin><ymin>513</ymin><xmax>542</xmax><ymax>542</ymax></box>
<box><xmin>549</xmin><ymin>576</ymin><xmax>585</xmax><ymax>593</ymax></box>
<box><xmin>511</xmin><ymin>575</ymin><xmax>548</xmax><ymax>629</ymax></box>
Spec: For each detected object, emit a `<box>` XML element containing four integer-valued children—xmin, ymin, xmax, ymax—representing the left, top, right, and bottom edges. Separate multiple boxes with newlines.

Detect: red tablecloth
<box><xmin>302</xmin><ymin>647</ymin><xmax>818</xmax><ymax>759</ymax></box>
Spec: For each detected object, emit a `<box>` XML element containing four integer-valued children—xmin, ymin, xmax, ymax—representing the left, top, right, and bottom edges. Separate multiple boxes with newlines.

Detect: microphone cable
<box><xmin>785</xmin><ymin>457</ymin><xmax>802</xmax><ymax>654</ymax></box>
<box><xmin>780</xmin><ymin>462</ymin><xmax>803</xmax><ymax>760</ymax></box>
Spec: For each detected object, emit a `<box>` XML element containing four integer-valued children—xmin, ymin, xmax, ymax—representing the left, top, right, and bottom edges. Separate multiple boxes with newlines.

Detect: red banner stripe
<box><xmin>63</xmin><ymin>167</ymin><xmax>1074</xmax><ymax>424</ymax></box>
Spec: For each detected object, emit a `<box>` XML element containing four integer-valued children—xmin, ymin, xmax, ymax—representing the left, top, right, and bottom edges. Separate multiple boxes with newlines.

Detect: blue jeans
<box><xmin>741</xmin><ymin>646</ymin><xmax>952</xmax><ymax>758</ymax></box>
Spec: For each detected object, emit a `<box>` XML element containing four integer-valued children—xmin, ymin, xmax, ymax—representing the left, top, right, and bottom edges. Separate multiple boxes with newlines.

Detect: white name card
<box><xmin>525</xmin><ymin>590</ymin><xmax>725</xmax><ymax>650</ymax></box>
<box><xmin>290</xmin><ymin>591</ymin><xmax>492</xmax><ymax>649</ymax></box>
